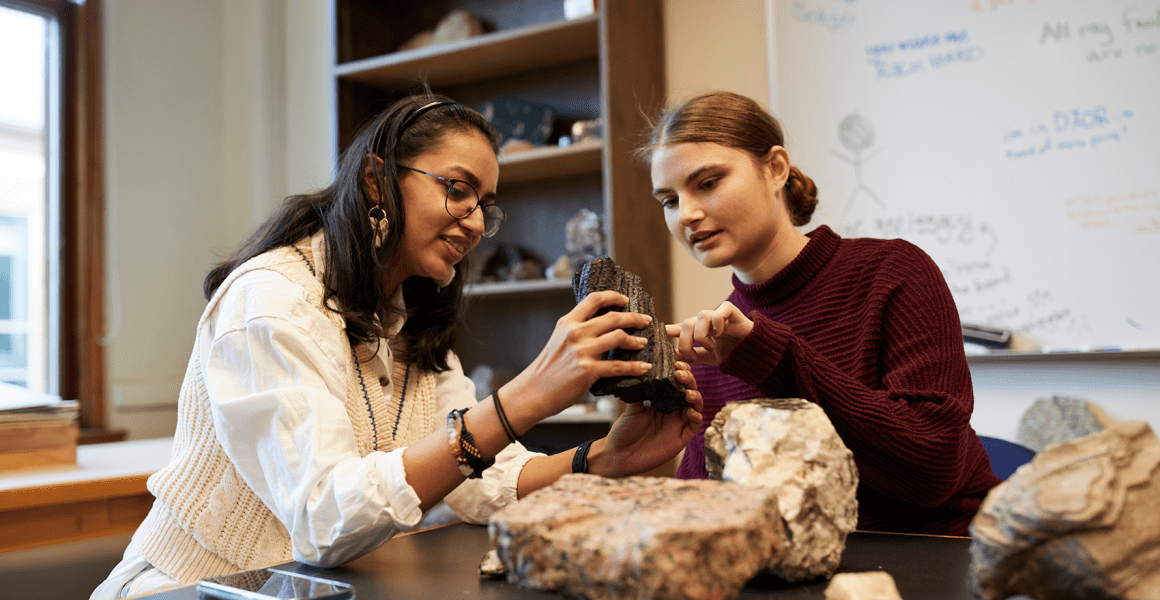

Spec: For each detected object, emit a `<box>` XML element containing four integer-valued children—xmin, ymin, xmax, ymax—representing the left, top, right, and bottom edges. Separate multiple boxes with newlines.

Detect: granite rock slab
<box><xmin>489</xmin><ymin>473</ymin><xmax>788</xmax><ymax>600</ymax></box>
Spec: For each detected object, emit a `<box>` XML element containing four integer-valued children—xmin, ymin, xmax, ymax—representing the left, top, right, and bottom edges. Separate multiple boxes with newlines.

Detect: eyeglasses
<box><xmin>397</xmin><ymin>164</ymin><xmax>505</xmax><ymax>238</ymax></box>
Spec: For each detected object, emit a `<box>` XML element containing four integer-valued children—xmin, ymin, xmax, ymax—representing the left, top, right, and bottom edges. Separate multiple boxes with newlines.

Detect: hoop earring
<box><xmin>369</xmin><ymin>205</ymin><xmax>389</xmax><ymax>249</ymax></box>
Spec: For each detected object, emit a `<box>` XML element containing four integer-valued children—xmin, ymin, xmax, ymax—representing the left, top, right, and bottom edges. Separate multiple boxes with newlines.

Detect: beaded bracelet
<box><xmin>446</xmin><ymin>407</ymin><xmax>494</xmax><ymax>479</ymax></box>
<box><xmin>445</xmin><ymin>409</ymin><xmax>470</xmax><ymax>477</ymax></box>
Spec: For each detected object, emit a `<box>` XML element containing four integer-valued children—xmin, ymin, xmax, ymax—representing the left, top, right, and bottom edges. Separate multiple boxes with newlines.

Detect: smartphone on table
<box><xmin>196</xmin><ymin>567</ymin><xmax>353</xmax><ymax>600</ymax></box>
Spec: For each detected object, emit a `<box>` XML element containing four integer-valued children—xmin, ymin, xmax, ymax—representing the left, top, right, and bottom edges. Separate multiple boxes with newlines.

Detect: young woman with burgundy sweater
<box><xmin>640</xmin><ymin>91</ymin><xmax>1000</xmax><ymax>536</ymax></box>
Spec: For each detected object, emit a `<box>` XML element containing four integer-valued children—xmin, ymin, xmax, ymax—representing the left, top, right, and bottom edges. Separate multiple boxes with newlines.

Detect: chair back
<box><xmin>978</xmin><ymin>435</ymin><xmax>1036</xmax><ymax>480</ymax></box>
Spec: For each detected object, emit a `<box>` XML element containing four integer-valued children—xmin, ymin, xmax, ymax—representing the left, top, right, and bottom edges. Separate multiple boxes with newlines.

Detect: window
<box><xmin>0</xmin><ymin>3</ymin><xmax>55</xmax><ymax>390</ymax></box>
<box><xmin>1</xmin><ymin>0</ymin><xmax>106</xmax><ymax>436</ymax></box>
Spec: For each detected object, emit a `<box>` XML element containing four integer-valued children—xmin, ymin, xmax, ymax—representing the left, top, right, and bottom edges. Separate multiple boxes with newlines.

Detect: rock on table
<box><xmin>489</xmin><ymin>473</ymin><xmax>788</xmax><ymax>600</ymax></box>
<box><xmin>705</xmin><ymin>398</ymin><xmax>859</xmax><ymax>582</ymax></box>
<box><xmin>969</xmin><ymin>420</ymin><xmax>1160</xmax><ymax>600</ymax></box>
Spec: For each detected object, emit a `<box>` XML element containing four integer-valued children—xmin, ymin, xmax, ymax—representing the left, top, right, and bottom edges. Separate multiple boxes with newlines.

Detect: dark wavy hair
<box><xmin>635</xmin><ymin>91</ymin><xmax>819</xmax><ymax>226</ymax></box>
<box><xmin>204</xmin><ymin>92</ymin><xmax>500</xmax><ymax>372</ymax></box>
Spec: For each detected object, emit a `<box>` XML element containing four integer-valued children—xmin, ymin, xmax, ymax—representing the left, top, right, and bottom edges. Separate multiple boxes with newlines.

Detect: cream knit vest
<box><xmin>133</xmin><ymin>243</ymin><xmax>437</xmax><ymax>584</ymax></box>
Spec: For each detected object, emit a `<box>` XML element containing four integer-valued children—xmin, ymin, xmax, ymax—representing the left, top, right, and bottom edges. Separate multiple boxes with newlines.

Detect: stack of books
<box><xmin>0</xmin><ymin>382</ymin><xmax>80</xmax><ymax>473</ymax></box>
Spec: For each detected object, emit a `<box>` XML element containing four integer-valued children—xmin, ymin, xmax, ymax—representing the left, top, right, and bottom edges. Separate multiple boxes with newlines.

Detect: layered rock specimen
<box><xmin>572</xmin><ymin>257</ymin><xmax>687</xmax><ymax>413</ymax></box>
<box><xmin>705</xmin><ymin>398</ymin><xmax>859</xmax><ymax>582</ymax></box>
<box><xmin>823</xmin><ymin>572</ymin><xmax>903</xmax><ymax>600</ymax></box>
<box><xmin>1017</xmin><ymin>394</ymin><xmax>1113</xmax><ymax>452</ymax></box>
<box><xmin>969</xmin><ymin>420</ymin><xmax>1160</xmax><ymax>600</ymax></box>
<box><xmin>489</xmin><ymin>473</ymin><xmax>787</xmax><ymax>600</ymax></box>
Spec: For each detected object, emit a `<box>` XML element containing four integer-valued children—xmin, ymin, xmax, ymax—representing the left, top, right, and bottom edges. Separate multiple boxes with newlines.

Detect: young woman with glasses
<box><xmin>92</xmin><ymin>93</ymin><xmax>703</xmax><ymax>599</ymax></box>
<box><xmin>639</xmin><ymin>91</ymin><xmax>1000</xmax><ymax>536</ymax></box>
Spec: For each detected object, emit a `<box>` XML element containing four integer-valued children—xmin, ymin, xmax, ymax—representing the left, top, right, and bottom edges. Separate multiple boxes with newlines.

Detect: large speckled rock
<box><xmin>572</xmin><ymin>257</ymin><xmax>687</xmax><ymax>413</ymax></box>
<box><xmin>705</xmin><ymin>398</ymin><xmax>859</xmax><ymax>582</ymax></box>
<box><xmin>488</xmin><ymin>473</ymin><xmax>787</xmax><ymax>600</ymax></box>
<box><xmin>1017</xmin><ymin>395</ymin><xmax>1113</xmax><ymax>452</ymax></box>
<box><xmin>969</xmin><ymin>420</ymin><xmax>1160</xmax><ymax>600</ymax></box>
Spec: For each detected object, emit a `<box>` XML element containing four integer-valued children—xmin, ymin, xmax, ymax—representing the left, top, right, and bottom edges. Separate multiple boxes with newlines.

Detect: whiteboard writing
<box><xmin>842</xmin><ymin>212</ymin><xmax>997</xmax><ymax>252</ymax></box>
<box><xmin>1002</xmin><ymin>105</ymin><xmax>1136</xmax><ymax>159</ymax></box>
<box><xmin>791</xmin><ymin>0</ymin><xmax>857</xmax><ymax>33</ymax></box>
<box><xmin>776</xmin><ymin>0</ymin><xmax>1160</xmax><ymax>348</ymax></box>
<box><xmin>1065</xmin><ymin>189</ymin><xmax>1160</xmax><ymax>234</ymax></box>
<box><xmin>1038</xmin><ymin>5</ymin><xmax>1160</xmax><ymax>64</ymax></box>
<box><xmin>865</xmin><ymin>29</ymin><xmax>985</xmax><ymax>79</ymax></box>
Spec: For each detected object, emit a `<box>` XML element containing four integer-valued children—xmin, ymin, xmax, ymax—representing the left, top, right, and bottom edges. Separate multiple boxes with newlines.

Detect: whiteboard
<box><xmin>773</xmin><ymin>0</ymin><xmax>1160</xmax><ymax>350</ymax></box>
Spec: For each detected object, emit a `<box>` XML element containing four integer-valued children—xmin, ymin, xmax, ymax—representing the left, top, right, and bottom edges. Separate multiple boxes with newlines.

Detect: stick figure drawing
<box><xmin>834</xmin><ymin>112</ymin><xmax>886</xmax><ymax>214</ymax></box>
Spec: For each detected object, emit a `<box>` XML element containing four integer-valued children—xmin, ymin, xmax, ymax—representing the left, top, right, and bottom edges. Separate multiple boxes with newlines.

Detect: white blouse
<box><xmin>201</xmin><ymin>233</ymin><xmax>537</xmax><ymax>567</ymax></box>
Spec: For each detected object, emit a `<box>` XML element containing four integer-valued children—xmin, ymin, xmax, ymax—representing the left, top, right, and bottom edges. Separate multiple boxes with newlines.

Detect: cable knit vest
<box><xmin>132</xmin><ymin>242</ymin><xmax>438</xmax><ymax>584</ymax></box>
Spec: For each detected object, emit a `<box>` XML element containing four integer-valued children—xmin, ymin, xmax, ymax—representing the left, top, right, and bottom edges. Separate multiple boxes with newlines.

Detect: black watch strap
<box><xmin>572</xmin><ymin>439</ymin><xmax>596</xmax><ymax>474</ymax></box>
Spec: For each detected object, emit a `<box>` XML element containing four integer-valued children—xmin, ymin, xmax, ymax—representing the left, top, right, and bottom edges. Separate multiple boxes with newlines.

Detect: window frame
<box><xmin>8</xmin><ymin>0</ymin><xmax>108</xmax><ymax>439</ymax></box>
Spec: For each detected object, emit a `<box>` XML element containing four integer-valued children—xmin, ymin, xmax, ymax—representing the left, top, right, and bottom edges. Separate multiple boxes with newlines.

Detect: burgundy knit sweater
<box><xmin>676</xmin><ymin>225</ymin><xmax>1001</xmax><ymax>535</ymax></box>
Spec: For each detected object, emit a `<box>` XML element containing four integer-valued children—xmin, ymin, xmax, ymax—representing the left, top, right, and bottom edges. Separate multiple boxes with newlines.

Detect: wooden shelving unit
<box><xmin>334</xmin><ymin>1</ymin><xmax>667</xmax><ymax>422</ymax></box>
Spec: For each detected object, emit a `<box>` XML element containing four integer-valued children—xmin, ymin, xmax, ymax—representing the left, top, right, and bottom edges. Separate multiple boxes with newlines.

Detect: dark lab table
<box><xmin>138</xmin><ymin>523</ymin><xmax>975</xmax><ymax>599</ymax></box>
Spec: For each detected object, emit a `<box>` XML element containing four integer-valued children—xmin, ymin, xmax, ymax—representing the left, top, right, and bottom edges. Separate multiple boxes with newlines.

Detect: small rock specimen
<box><xmin>489</xmin><ymin>473</ymin><xmax>788</xmax><ymax>600</ymax></box>
<box><xmin>547</xmin><ymin>254</ymin><xmax>573</xmax><ymax>280</ymax></box>
<box><xmin>705</xmin><ymin>398</ymin><xmax>859</xmax><ymax>582</ymax></box>
<box><xmin>397</xmin><ymin>9</ymin><xmax>485</xmax><ymax>51</ymax></box>
<box><xmin>479</xmin><ymin>548</ymin><xmax>505</xmax><ymax>579</ymax></box>
<box><xmin>469</xmin><ymin>244</ymin><xmax>546</xmax><ymax>283</ymax></box>
<box><xmin>1017</xmin><ymin>395</ymin><xmax>1111</xmax><ymax>452</ymax></box>
<box><xmin>572</xmin><ymin>257</ymin><xmax>687</xmax><ymax>413</ymax></box>
<box><xmin>565</xmin><ymin>208</ymin><xmax>605</xmax><ymax>272</ymax></box>
<box><xmin>969</xmin><ymin>420</ymin><xmax>1160</xmax><ymax>600</ymax></box>
<box><xmin>823</xmin><ymin>572</ymin><xmax>903</xmax><ymax>600</ymax></box>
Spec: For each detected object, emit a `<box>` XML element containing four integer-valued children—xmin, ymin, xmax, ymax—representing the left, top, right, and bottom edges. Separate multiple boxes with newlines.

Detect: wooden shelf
<box><xmin>498</xmin><ymin>140</ymin><xmax>603</xmax><ymax>184</ymax></box>
<box><xmin>335</xmin><ymin>15</ymin><xmax>600</xmax><ymax>89</ymax></box>
<box><xmin>465</xmin><ymin>278</ymin><xmax>573</xmax><ymax>297</ymax></box>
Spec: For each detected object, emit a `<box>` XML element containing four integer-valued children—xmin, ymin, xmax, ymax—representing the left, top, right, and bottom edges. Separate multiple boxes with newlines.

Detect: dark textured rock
<box><xmin>572</xmin><ymin>257</ymin><xmax>687</xmax><ymax>413</ymax></box>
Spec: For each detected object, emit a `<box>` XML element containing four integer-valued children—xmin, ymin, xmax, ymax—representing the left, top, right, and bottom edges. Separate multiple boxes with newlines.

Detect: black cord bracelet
<box><xmin>572</xmin><ymin>439</ymin><xmax>596</xmax><ymax>474</ymax></box>
<box><xmin>492</xmin><ymin>389</ymin><xmax>519</xmax><ymax>444</ymax></box>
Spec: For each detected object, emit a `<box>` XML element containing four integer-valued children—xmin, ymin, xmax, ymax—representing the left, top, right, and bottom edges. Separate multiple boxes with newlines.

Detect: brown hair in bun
<box><xmin>637</xmin><ymin>91</ymin><xmax>818</xmax><ymax>226</ymax></box>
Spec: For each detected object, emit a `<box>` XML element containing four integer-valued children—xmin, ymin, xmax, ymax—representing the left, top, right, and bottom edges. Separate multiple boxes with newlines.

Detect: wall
<box><xmin>103</xmin><ymin>0</ymin><xmax>334</xmax><ymax>438</ymax></box>
<box><xmin>661</xmin><ymin>0</ymin><xmax>770</xmax><ymax>325</ymax></box>
<box><xmin>660</xmin><ymin>0</ymin><xmax>1159</xmax><ymax>442</ymax></box>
